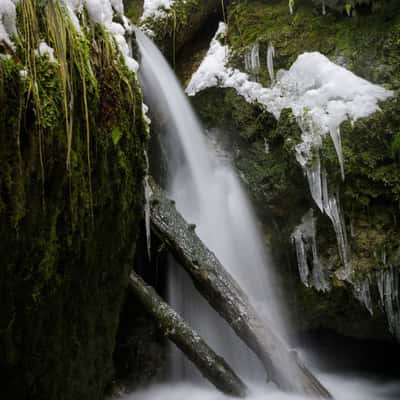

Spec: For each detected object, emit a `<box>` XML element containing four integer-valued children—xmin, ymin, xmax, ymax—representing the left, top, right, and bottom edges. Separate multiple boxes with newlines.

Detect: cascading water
<box><xmin>134</xmin><ymin>28</ymin><xmax>289</xmax><ymax>384</ymax></box>
<box><xmin>130</xmin><ymin>28</ymin><xmax>400</xmax><ymax>400</ymax></box>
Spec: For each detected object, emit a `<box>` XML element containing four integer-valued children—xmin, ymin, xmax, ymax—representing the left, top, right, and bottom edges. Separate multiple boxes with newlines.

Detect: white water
<box><xmin>123</xmin><ymin>374</ymin><xmax>400</xmax><ymax>400</ymax></box>
<box><xmin>135</xmin><ymin>28</ymin><xmax>288</xmax><ymax>383</ymax></box>
<box><xmin>133</xmin><ymin>28</ymin><xmax>400</xmax><ymax>400</ymax></box>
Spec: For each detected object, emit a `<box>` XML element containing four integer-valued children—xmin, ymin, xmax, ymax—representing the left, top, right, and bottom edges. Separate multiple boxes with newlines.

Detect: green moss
<box><xmin>0</xmin><ymin>1</ymin><xmax>148</xmax><ymax>399</ymax></box>
<box><xmin>124</xmin><ymin>0</ymin><xmax>144</xmax><ymax>23</ymax></box>
<box><xmin>316</xmin><ymin>96</ymin><xmax>400</xmax><ymax>276</ymax></box>
<box><xmin>290</xmin><ymin>278</ymin><xmax>389</xmax><ymax>339</ymax></box>
<box><xmin>141</xmin><ymin>0</ymin><xmax>223</xmax><ymax>63</ymax></box>
<box><xmin>227</xmin><ymin>0</ymin><xmax>400</xmax><ymax>88</ymax></box>
<box><xmin>190</xmin><ymin>54</ymin><xmax>400</xmax><ymax>340</ymax></box>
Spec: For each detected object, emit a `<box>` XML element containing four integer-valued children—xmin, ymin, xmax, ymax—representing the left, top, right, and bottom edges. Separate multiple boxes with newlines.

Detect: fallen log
<box><xmin>149</xmin><ymin>180</ymin><xmax>333</xmax><ymax>399</ymax></box>
<box><xmin>128</xmin><ymin>270</ymin><xmax>247</xmax><ymax>397</ymax></box>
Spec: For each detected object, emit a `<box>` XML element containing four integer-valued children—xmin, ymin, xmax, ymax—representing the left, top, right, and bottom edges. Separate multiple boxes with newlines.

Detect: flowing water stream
<box><xmin>131</xmin><ymin>28</ymin><xmax>400</xmax><ymax>399</ymax></box>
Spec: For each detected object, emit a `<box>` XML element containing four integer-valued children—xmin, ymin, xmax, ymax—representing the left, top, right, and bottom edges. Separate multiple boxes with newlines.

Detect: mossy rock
<box><xmin>227</xmin><ymin>0</ymin><xmax>400</xmax><ymax>89</ymax></box>
<box><xmin>0</xmin><ymin>2</ymin><xmax>149</xmax><ymax>399</ymax></box>
<box><xmin>124</xmin><ymin>0</ymin><xmax>144</xmax><ymax>23</ymax></box>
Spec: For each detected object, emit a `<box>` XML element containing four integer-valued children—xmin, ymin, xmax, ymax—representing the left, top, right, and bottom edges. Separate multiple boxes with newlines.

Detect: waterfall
<box><xmin>135</xmin><ymin>28</ymin><xmax>289</xmax><ymax>384</ymax></box>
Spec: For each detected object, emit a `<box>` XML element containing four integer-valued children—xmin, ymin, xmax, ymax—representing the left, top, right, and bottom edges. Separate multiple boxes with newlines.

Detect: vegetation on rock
<box><xmin>188</xmin><ymin>0</ymin><xmax>400</xmax><ymax>340</ymax></box>
<box><xmin>0</xmin><ymin>1</ymin><xmax>149</xmax><ymax>398</ymax></box>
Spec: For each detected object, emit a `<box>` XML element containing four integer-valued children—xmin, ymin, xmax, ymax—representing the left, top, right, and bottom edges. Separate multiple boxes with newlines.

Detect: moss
<box><xmin>190</xmin><ymin>69</ymin><xmax>400</xmax><ymax>340</ymax></box>
<box><xmin>124</xmin><ymin>0</ymin><xmax>144</xmax><ymax>23</ymax></box>
<box><xmin>0</xmin><ymin>2</ymin><xmax>149</xmax><ymax>399</ymax></box>
<box><xmin>227</xmin><ymin>0</ymin><xmax>400</xmax><ymax>88</ymax></box>
<box><xmin>141</xmin><ymin>0</ymin><xmax>223</xmax><ymax>63</ymax></box>
<box><xmin>316</xmin><ymin>96</ymin><xmax>400</xmax><ymax>275</ymax></box>
<box><xmin>290</xmin><ymin>278</ymin><xmax>390</xmax><ymax>339</ymax></box>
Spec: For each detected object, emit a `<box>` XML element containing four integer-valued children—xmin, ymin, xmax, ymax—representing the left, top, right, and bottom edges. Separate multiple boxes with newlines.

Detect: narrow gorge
<box><xmin>0</xmin><ymin>1</ymin><xmax>399</xmax><ymax>400</ymax></box>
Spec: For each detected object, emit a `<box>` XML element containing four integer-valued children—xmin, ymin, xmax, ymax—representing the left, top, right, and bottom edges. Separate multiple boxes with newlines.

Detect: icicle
<box><xmin>244</xmin><ymin>42</ymin><xmax>260</xmax><ymax>78</ymax></box>
<box><xmin>345</xmin><ymin>3</ymin><xmax>352</xmax><ymax>17</ymax></box>
<box><xmin>296</xmin><ymin>118</ymin><xmax>351</xmax><ymax>276</ymax></box>
<box><xmin>289</xmin><ymin>0</ymin><xmax>294</xmax><ymax>15</ymax></box>
<box><xmin>295</xmin><ymin>118</ymin><xmax>325</xmax><ymax>212</ymax></box>
<box><xmin>350</xmin><ymin>219</ymin><xmax>355</xmax><ymax>238</ymax></box>
<box><xmin>306</xmin><ymin>154</ymin><xmax>324</xmax><ymax>213</ymax></box>
<box><xmin>251</xmin><ymin>42</ymin><xmax>260</xmax><ymax>73</ymax></box>
<box><xmin>353</xmin><ymin>276</ymin><xmax>373</xmax><ymax>315</ymax></box>
<box><xmin>264</xmin><ymin>138</ymin><xmax>270</xmax><ymax>154</ymax></box>
<box><xmin>376</xmin><ymin>266</ymin><xmax>400</xmax><ymax>340</ymax></box>
<box><xmin>291</xmin><ymin>210</ymin><xmax>330</xmax><ymax>292</ymax></box>
<box><xmin>322</xmin><ymin>0</ymin><xmax>326</xmax><ymax>15</ymax></box>
<box><xmin>292</xmin><ymin>226</ymin><xmax>310</xmax><ymax>287</ymax></box>
<box><xmin>267</xmin><ymin>42</ymin><xmax>275</xmax><ymax>83</ymax></box>
<box><xmin>143</xmin><ymin>151</ymin><xmax>152</xmax><ymax>261</ymax></box>
<box><xmin>329</xmin><ymin>125</ymin><xmax>345</xmax><ymax>180</ymax></box>
<box><xmin>322</xmin><ymin>170</ymin><xmax>351</xmax><ymax>276</ymax></box>
<box><xmin>244</xmin><ymin>51</ymin><xmax>251</xmax><ymax>74</ymax></box>
<box><xmin>382</xmin><ymin>248</ymin><xmax>387</xmax><ymax>266</ymax></box>
<box><xmin>377</xmin><ymin>270</ymin><xmax>385</xmax><ymax>307</ymax></box>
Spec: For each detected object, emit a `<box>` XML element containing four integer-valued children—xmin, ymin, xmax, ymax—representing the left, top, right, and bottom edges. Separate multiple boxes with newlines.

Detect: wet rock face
<box><xmin>114</xmin><ymin>291</ymin><xmax>166</xmax><ymax>391</ymax></box>
<box><xmin>0</xmin><ymin>3</ymin><xmax>149</xmax><ymax>399</ymax></box>
<box><xmin>185</xmin><ymin>0</ymin><xmax>400</xmax><ymax>342</ymax></box>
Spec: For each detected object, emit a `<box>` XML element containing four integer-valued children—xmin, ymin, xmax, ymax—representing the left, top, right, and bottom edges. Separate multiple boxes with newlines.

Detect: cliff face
<box><xmin>185</xmin><ymin>0</ymin><xmax>400</xmax><ymax>342</ymax></box>
<box><xmin>0</xmin><ymin>2</ymin><xmax>149</xmax><ymax>399</ymax></box>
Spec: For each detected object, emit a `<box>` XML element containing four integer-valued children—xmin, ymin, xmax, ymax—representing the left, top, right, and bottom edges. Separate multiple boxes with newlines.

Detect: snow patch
<box><xmin>64</xmin><ymin>0</ymin><xmax>139</xmax><ymax>72</ymax></box>
<box><xmin>187</xmin><ymin>22</ymin><xmax>392</xmax><ymax>277</ymax></box>
<box><xmin>0</xmin><ymin>0</ymin><xmax>18</xmax><ymax>50</ymax></box>
<box><xmin>0</xmin><ymin>1</ymin><xmax>138</xmax><ymax>72</ymax></box>
<box><xmin>187</xmin><ymin>23</ymin><xmax>392</xmax><ymax>176</ymax></box>
<box><xmin>141</xmin><ymin>0</ymin><xmax>174</xmax><ymax>20</ymax></box>
<box><xmin>35</xmin><ymin>41</ymin><xmax>57</xmax><ymax>63</ymax></box>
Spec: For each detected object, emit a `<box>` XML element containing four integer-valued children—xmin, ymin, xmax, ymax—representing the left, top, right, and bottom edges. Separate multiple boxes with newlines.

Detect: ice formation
<box><xmin>352</xmin><ymin>276</ymin><xmax>374</xmax><ymax>315</ymax></box>
<box><xmin>0</xmin><ymin>0</ymin><xmax>18</xmax><ymax>50</ymax></box>
<box><xmin>291</xmin><ymin>209</ymin><xmax>330</xmax><ymax>292</ymax></box>
<box><xmin>187</xmin><ymin>22</ymin><xmax>392</xmax><ymax>278</ymax></box>
<box><xmin>141</xmin><ymin>0</ymin><xmax>175</xmax><ymax>20</ymax></box>
<box><xmin>267</xmin><ymin>42</ymin><xmax>275</xmax><ymax>82</ymax></box>
<box><xmin>187</xmin><ymin>23</ymin><xmax>392</xmax><ymax>180</ymax></box>
<box><xmin>244</xmin><ymin>42</ymin><xmax>260</xmax><ymax>78</ymax></box>
<box><xmin>377</xmin><ymin>265</ymin><xmax>400</xmax><ymax>340</ymax></box>
<box><xmin>322</xmin><ymin>0</ymin><xmax>326</xmax><ymax>15</ymax></box>
<box><xmin>143</xmin><ymin>151</ymin><xmax>152</xmax><ymax>261</ymax></box>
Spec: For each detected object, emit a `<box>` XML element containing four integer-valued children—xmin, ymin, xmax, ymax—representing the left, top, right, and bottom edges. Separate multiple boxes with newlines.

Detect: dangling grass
<box><xmin>19</xmin><ymin>0</ymin><xmax>46</xmax><ymax>209</ymax></box>
<box><xmin>47</xmin><ymin>0</ymin><xmax>99</xmax><ymax>221</ymax></box>
<box><xmin>8</xmin><ymin>0</ymin><xmax>146</xmax><ymax>227</ymax></box>
<box><xmin>172</xmin><ymin>8</ymin><xmax>177</xmax><ymax>70</ymax></box>
<box><xmin>47</xmin><ymin>0</ymin><xmax>75</xmax><ymax>172</ymax></box>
